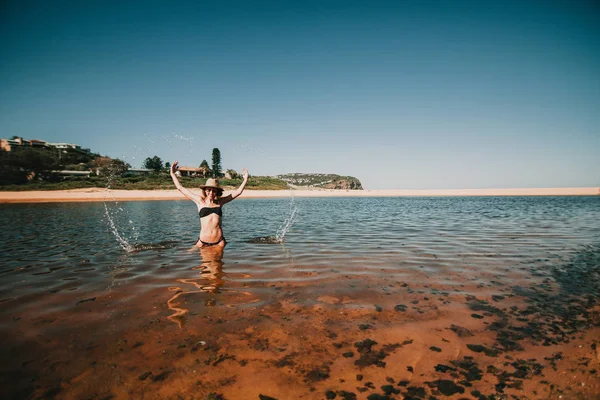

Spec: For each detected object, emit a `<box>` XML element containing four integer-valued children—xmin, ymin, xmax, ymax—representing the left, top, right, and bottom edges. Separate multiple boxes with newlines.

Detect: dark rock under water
<box><xmin>247</xmin><ymin>236</ymin><xmax>283</xmax><ymax>244</ymax></box>
<box><xmin>128</xmin><ymin>240</ymin><xmax>179</xmax><ymax>252</ymax></box>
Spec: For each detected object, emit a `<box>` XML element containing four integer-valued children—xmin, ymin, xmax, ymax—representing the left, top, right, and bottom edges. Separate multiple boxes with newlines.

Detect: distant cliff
<box><xmin>277</xmin><ymin>173</ymin><xmax>363</xmax><ymax>190</ymax></box>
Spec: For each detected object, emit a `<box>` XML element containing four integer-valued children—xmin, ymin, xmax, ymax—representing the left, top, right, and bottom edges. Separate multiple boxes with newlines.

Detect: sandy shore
<box><xmin>0</xmin><ymin>187</ymin><xmax>597</xmax><ymax>203</ymax></box>
<box><xmin>1</xmin><ymin>186</ymin><xmax>599</xmax><ymax>203</ymax></box>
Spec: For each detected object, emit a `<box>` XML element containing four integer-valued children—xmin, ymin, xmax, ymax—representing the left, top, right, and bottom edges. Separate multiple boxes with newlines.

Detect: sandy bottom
<box><xmin>0</xmin><ymin>186</ymin><xmax>598</xmax><ymax>203</ymax></box>
<box><xmin>2</xmin><ymin>247</ymin><xmax>599</xmax><ymax>400</ymax></box>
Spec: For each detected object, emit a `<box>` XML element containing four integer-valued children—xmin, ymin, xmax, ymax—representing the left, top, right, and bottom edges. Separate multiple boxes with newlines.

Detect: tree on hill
<box><xmin>94</xmin><ymin>157</ymin><xmax>129</xmax><ymax>177</ymax></box>
<box><xmin>143</xmin><ymin>156</ymin><xmax>164</xmax><ymax>172</ymax></box>
<box><xmin>211</xmin><ymin>148</ymin><xmax>221</xmax><ymax>178</ymax></box>
<box><xmin>164</xmin><ymin>161</ymin><xmax>171</xmax><ymax>171</ymax></box>
<box><xmin>197</xmin><ymin>159</ymin><xmax>211</xmax><ymax>177</ymax></box>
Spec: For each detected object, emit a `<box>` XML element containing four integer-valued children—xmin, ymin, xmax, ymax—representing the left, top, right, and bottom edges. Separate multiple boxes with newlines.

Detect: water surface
<box><xmin>1</xmin><ymin>196</ymin><xmax>599</xmax><ymax>399</ymax></box>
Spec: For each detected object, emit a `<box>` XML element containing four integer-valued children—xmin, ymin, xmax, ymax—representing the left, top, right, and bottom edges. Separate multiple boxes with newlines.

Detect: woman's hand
<box><xmin>171</xmin><ymin>160</ymin><xmax>179</xmax><ymax>175</ymax></box>
<box><xmin>222</xmin><ymin>167</ymin><xmax>249</xmax><ymax>203</ymax></box>
<box><xmin>170</xmin><ymin>160</ymin><xmax>200</xmax><ymax>202</ymax></box>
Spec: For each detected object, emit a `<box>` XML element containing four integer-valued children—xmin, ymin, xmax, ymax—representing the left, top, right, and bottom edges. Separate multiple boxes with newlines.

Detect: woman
<box><xmin>170</xmin><ymin>161</ymin><xmax>248</xmax><ymax>248</ymax></box>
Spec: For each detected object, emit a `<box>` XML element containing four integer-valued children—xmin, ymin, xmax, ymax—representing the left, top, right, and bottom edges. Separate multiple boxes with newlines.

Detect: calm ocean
<box><xmin>1</xmin><ymin>196</ymin><xmax>599</xmax><ymax>399</ymax></box>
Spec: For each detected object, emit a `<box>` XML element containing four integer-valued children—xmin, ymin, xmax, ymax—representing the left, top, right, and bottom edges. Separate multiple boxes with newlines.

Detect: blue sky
<box><xmin>1</xmin><ymin>0</ymin><xmax>599</xmax><ymax>189</ymax></box>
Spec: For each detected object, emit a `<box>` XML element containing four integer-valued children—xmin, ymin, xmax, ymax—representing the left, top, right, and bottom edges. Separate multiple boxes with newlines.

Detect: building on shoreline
<box><xmin>53</xmin><ymin>170</ymin><xmax>93</xmax><ymax>178</ymax></box>
<box><xmin>175</xmin><ymin>166</ymin><xmax>210</xmax><ymax>178</ymax></box>
<box><xmin>1</xmin><ymin>137</ymin><xmax>91</xmax><ymax>155</ymax></box>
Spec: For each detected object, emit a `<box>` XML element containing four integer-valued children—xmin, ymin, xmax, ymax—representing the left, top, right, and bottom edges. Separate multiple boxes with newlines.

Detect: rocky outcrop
<box><xmin>277</xmin><ymin>173</ymin><xmax>363</xmax><ymax>190</ymax></box>
<box><xmin>321</xmin><ymin>179</ymin><xmax>362</xmax><ymax>190</ymax></box>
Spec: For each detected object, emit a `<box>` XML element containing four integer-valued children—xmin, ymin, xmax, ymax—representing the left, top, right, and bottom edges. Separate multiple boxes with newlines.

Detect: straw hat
<box><xmin>200</xmin><ymin>178</ymin><xmax>222</xmax><ymax>190</ymax></box>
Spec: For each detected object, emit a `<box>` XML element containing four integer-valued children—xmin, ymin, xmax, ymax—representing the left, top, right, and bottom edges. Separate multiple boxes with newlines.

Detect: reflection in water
<box><xmin>167</xmin><ymin>244</ymin><xmax>267</xmax><ymax>328</ymax></box>
<box><xmin>194</xmin><ymin>245</ymin><xmax>226</xmax><ymax>294</ymax></box>
<box><xmin>167</xmin><ymin>246</ymin><xmax>226</xmax><ymax>328</ymax></box>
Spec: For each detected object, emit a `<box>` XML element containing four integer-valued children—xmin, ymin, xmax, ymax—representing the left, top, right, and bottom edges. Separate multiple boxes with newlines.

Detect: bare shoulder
<box><xmin>187</xmin><ymin>191</ymin><xmax>206</xmax><ymax>207</ymax></box>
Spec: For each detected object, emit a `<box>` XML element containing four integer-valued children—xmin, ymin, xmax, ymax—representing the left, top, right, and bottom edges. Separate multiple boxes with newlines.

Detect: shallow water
<box><xmin>1</xmin><ymin>196</ymin><xmax>599</xmax><ymax>399</ymax></box>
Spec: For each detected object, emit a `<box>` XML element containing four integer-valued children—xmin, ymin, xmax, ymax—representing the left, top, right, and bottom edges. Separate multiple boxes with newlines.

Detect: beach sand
<box><xmin>0</xmin><ymin>186</ymin><xmax>598</xmax><ymax>203</ymax></box>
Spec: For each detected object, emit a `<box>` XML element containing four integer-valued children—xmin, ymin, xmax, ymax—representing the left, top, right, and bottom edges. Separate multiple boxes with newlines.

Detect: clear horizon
<box><xmin>1</xmin><ymin>0</ymin><xmax>599</xmax><ymax>190</ymax></box>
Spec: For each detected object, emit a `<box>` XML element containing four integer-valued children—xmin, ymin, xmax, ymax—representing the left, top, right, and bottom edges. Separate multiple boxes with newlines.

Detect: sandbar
<box><xmin>0</xmin><ymin>187</ymin><xmax>597</xmax><ymax>203</ymax></box>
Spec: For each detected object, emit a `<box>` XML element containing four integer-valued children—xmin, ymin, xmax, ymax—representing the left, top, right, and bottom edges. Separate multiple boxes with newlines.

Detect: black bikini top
<box><xmin>199</xmin><ymin>207</ymin><xmax>222</xmax><ymax>218</ymax></box>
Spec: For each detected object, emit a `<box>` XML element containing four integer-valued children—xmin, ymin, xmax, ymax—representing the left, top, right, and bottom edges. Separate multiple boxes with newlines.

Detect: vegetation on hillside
<box><xmin>0</xmin><ymin>173</ymin><xmax>289</xmax><ymax>191</ymax></box>
<box><xmin>0</xmin><ymin>140</ymin><xmax>359</xmax><ymax>191</ymax></box>
<box><xmin>0</xmin><ymin>145</ymin><xmax>100</xmax><ymax>185</ymax></box>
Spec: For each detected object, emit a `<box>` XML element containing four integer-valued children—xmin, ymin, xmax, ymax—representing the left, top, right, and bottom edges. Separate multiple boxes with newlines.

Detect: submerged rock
<box><xmin>258</xmin><ymin>395</ymin><xmax>278</xmax><ymax>400</ymax></box>
<box><xmin>426</xmin><ymin>379</ymin><xmax>465</xmax><ymax>396</ymax></box>
<box><xmin>129</xmin><ymin>240</ymin><xmax>178</xmax><ymax>252</ymax></box>
<box><xmin>247</xmin><ymin>236</ymin><xmax>283</xmax><ymax>244</ymax></box>
<box><xmin>449</xmin><ymin>325</ymin><xmax>474</xmax><ymax>337</ymax></box>
<box><xmin>466</xmin><ymin>344</ymin><xmax>500</xmax><ymax>357</ymax></box>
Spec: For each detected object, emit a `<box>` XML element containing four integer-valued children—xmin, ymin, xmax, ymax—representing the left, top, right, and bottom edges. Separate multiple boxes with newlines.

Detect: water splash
<box><xmin>276</xmin><ymin>203</ymin><xmax>298</xmax><ymax>242</ymax></box>
<box><xmin>102</xmin><ymin>169</ymin><xmax>139</xmax><ymax>252</ymax></box>
<box><xmin>170</xmin><ymin>132</ymin><xmax>194</xmax><ymax>143</ymax></box>
<box><xmin>124</xmin><ymin>132</ymin><xmax>196</xmax><ymax>172</ymax></box>
<box><xmin>276</xmin><ymin>184</ymin><xmax>299</xmax><ymax>242</ymax></box>
<box><xmin>103</xmin><ymin>131</ymin><xmax>197</xmax><ymax>252</ymax></box>
<box><xmin>248</xmin><ymin>185</ymin><xmax>299</xmax><ymax>244</ymax></box>
<box><xmin>103</xmin><ymin>202</ymin><xmax>135</xmax><ymax>252</ymax></box>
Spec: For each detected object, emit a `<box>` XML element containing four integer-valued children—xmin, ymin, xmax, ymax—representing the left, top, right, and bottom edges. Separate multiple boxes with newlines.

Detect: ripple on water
<box><xmin>1</xmin><ymin>197</ymin><xmax>599</xmax><ymax>398</ymax></box>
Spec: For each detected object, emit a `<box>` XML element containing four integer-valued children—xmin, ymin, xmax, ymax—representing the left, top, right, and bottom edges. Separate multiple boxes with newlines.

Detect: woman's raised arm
<box><xmin>170</xmin><ymin>160</ymin><xmax>203</xmax><ymax>202</ymax></box>
<box><xmin>221</xmin><ymin>168</ymin><xmax>248</xmax><ymax>204</ymax></box>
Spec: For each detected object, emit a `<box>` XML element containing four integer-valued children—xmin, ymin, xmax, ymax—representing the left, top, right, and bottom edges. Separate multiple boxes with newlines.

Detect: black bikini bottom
<box><xmin>197</xmin><ymin>237</ymin><xmax>226</xmax><ymax>247</ymax></box>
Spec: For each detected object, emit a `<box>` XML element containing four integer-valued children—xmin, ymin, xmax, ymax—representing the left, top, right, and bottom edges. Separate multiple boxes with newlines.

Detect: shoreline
<box><xmin>0</xmin><ymin>186</ymin><xmax>598</xmax><ymax>203</ymax></box>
